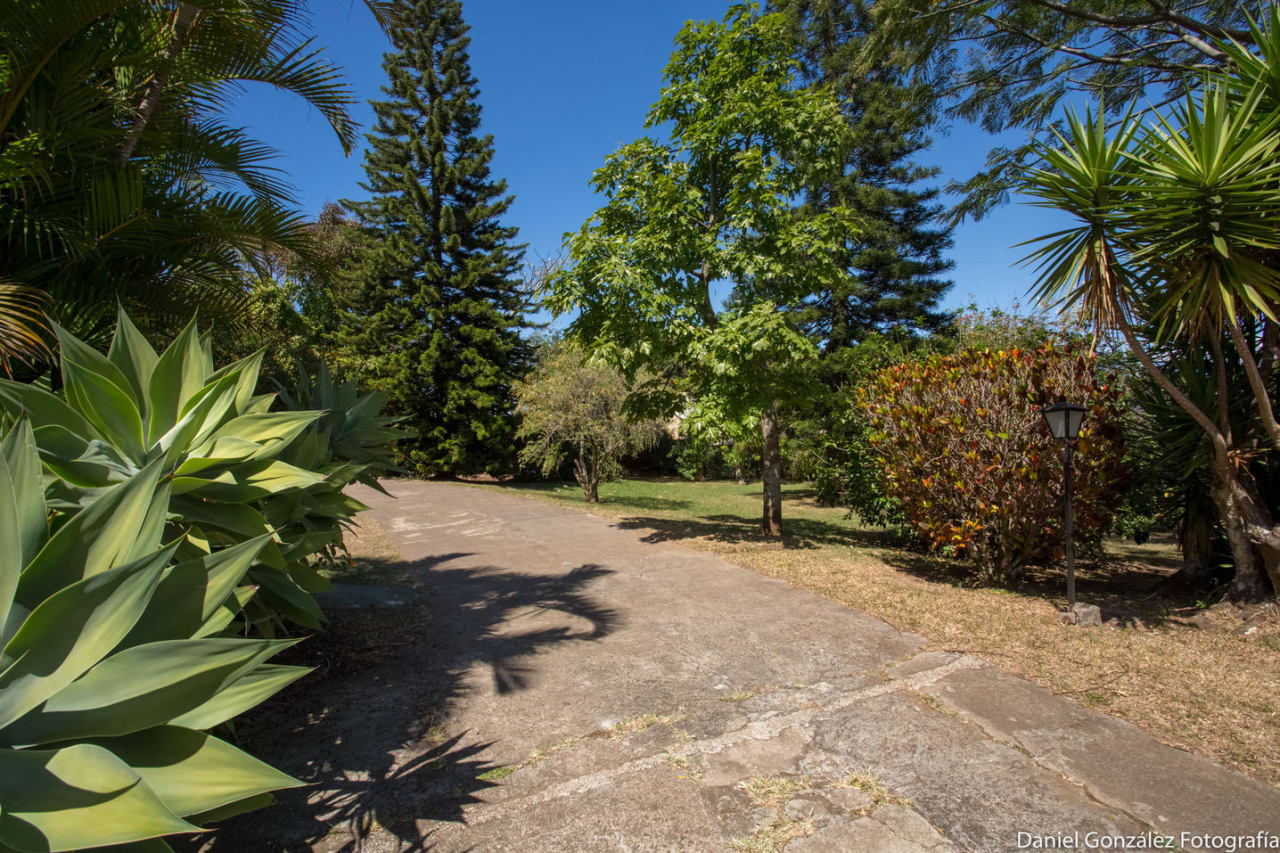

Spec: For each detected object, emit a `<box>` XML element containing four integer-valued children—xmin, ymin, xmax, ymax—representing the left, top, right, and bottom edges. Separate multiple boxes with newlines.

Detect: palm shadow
<box><xmin>189</xmin><ymin>552</ymin><xmax>620</xmax><ymax>852</ymax></box>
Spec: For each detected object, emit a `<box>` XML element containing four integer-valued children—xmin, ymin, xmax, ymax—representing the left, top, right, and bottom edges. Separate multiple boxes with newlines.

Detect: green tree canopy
<box><xmin>515</xmin><ymin>342</ymin><xmax>662</xmax><ymax>503</ymax></box>
<box><xmin>860</xmin><ymin>0</ymin><xmax>1257</xmax><ymax>220</ymax></box>
<box><xmin>0</xmin><ymin>0</ymin><xmax>363</xmax><ymax>349</ymax></box>
<box><xmin>546</xmin><ymin>3</ymin><xmax>857</xmax><ymax>535</ymax></box>
<box><xmin>1019</xmin><ymin>10</ymin><xmax>1280</xmax><ymax>597</ymax></box>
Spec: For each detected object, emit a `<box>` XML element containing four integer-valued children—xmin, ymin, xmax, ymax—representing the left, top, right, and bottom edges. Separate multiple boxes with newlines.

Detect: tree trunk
<box><xmin>117</xmin><ymin>3</ymin><xmax>200</xmax><ymax>167</ymax></box>
<box><xmin>573</xmin><ymin>453</ymin><xmax>597</xmax><ymax>502</ymax></box>
<box><xmin>761</xmin><ymin>401</ymin><xmax>783</xmax><ymax>537</ymax></box>
<box><xmin>1207</xmin><ymin>448</ymin><xmax>1276</xmax><ymax>600</ymax></box>
<box><xmin>1178</xmin><ymin>510</ymin><xmax>1214</xmax><ymax>580</ymax></box>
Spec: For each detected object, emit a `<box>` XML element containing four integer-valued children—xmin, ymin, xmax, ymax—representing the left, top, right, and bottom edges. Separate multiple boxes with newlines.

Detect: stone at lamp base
<box><xmin>1059</xmin><ymin>603</ymin><xmax>1103</xmax><ymax>627</ymax></box>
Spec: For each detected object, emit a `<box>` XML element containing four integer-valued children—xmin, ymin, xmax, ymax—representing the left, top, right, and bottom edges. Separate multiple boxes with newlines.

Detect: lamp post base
<box><xmin>1059</xmin><ymin>602</ymin><xmax>1102</xmax><ymax>627</ymax></box>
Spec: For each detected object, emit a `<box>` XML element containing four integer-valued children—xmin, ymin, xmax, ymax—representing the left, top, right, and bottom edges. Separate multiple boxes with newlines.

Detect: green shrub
<box><xmin>859</xmin><ymin>343</ymin><xmax>1127</xmax><ymax>580</ymax></box>
<box><xmin>0</xmin><ymin>419</ymin><xmax>307</xmax><ymax>850</ymax></box>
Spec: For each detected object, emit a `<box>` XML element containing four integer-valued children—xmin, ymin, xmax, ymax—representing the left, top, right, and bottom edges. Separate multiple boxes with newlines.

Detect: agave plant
<box><xmin>268</xmin><ymin>362</ymin><xmax>410</xmax><ymax>576</ymax></box>
<box><xmin>0</xmin><ymin>308</ymin><xmax>333</xmax><ymax>629</ymax></box>
<box><xmin>0</xmin><ymin>419</ymin><xmax>309</xmax><ymax>851</ymax></box>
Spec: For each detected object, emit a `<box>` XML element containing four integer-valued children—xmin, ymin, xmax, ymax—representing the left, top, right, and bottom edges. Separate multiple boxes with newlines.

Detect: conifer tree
<box><xmin>341</xmin><ymin>0</ymin><xmax>532</xmax><ymax>475</ymax></box>
<box><xmin>776</xmin><ymin>0</ymin><xmax>954</xmax><ymax>351</ymax></box>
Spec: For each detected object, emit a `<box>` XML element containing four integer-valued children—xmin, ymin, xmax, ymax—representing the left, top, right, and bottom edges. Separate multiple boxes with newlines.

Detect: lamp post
<box><xmin>1040</xmin><ymin>397</ymin><xmax>1088</xmax><ymax>611</ymax></box>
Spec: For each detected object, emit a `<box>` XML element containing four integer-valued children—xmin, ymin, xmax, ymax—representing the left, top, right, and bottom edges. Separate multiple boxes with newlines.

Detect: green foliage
<box><xmin>0</xmin><ymin>1</ymin><xmax>362</xmax><ymax>348</ymax></box>
<box><xmin>860</xmin><ymin>344</ymin><xmax>1128</xmax><ymax>580</ymax></box>
<box><xmin>515</xmin><ymin>344</ymin><xmax>662</xmax><ymax>502</ymax></box>
<box><xmin>0</xmin><ymin>308</ymin><xmax>384</xmax><ymax>632</ymax></box>
<box><xmin>1019</xmin><ymin>21</ymin><xmax>1280</xmax><ymax>597</ymax></box>
<box><xmin>776</xmin><ymin>0</ymin><xmax>955</xmax><ymax>346</ymax></box>
<box><xmin>340</xmin><ymin>0</ymin><xmax>533</xmax><ymax>477</ymax></box>
<box><xmin>0</xmin><ymin>419</ymin><xmax>307</xmax><ymax>851</ymax></box>
<box><xmin>547</xmin><ymin>3</ymin><xmax>858</xmax><ymax>532</ymax></box>
<box><xmin>271</xmin><ymin>362</ymin><xmax>412</xmax><ymax>571</ymax></box>
<box><xmin>860</xmin><ymin>0</ymin><xmax>1255</xmax><ymax>220</ymax></box>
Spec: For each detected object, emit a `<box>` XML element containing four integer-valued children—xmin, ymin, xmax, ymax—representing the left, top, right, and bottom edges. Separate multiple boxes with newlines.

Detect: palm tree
<box><xmin>0</xmin><ymin>0</ymin><xmax>379</xmax><ymax>353</ymax></box>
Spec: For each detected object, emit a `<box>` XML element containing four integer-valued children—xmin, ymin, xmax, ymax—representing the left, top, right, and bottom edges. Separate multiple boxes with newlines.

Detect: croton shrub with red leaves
<box><xmin>858</xmin><ymin>343</ymin><xmax>1127</xmax><ymax>580</ymax></box>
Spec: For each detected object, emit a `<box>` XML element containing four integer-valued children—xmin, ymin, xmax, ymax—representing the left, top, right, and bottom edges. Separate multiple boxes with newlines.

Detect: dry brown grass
<box><xmin>479</xmin><ymin>479</ymin><xmax>1280</xmax><ymax>788</ymax></box>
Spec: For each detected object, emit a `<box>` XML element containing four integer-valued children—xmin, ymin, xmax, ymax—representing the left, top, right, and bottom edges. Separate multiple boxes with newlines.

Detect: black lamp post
<box><xmin>1041</xmin><ymin>397</ymin><xmax>1088</xmax><ymax>611</ymax></box>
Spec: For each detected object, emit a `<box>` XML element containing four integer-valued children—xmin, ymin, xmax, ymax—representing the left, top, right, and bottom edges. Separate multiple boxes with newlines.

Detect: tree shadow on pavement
<box><xmin>612</xmin><ymin>513</ymin><xmax>899</xmax><ymax>551</ymax></box>
<box><xmin>190</xmin><ymin>553</ymin><xmax>620</xmax><ymax>852</ymax></box>
<box><xmin>878</xmin><ymin>536</ymin><xmax>1200</xmax><ymax>630</ymax></box>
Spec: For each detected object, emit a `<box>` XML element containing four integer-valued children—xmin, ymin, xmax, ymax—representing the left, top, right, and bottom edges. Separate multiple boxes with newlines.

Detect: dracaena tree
<box><xmin>1020</xmin><ymin>10</ymin><xmax>1280</xmax><ymax>598</ymax></box>
<box><xmin>546</xmin><ymin>3</ymin><xmax>857</xmax><ymax>536</ymax></box>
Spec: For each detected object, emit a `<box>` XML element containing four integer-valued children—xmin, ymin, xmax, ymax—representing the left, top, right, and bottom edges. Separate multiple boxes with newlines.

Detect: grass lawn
<box><xmin>469</xmin><ymin>476</ymin><xmax>1280</xmax><ymax>787</ymax></box>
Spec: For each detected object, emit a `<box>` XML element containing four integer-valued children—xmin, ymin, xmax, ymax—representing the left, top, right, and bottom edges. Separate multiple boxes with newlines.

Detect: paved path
<box><xmin>211</xmin><ymin>481</ymin><xmax>1280</xmax><ymax>852</ymax></box>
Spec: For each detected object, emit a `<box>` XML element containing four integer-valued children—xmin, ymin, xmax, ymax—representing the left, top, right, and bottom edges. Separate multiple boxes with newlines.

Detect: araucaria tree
<box><xmin>515</xmin><ymin>343</ymin><xmax>662</xmax><ymax>502</ymax></box>
<box><xmin>342</xmin><ymin>0</ymin><xmax>532</xmax><ymax>475</ymax></box>
<box><xmin>776</xmin><ymin>0</ymin><xmax>954</xmax><ymax>349</ymax></box>
<box><xmin>547</xmin><ymin>4</ymin><xmax>856</xmax><ymax>536</ymax></box>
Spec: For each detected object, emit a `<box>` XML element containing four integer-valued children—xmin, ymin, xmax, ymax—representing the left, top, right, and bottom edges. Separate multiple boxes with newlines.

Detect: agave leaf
<box><xmin>3</xmin><ymin>638</ymin><xmax>294</xmax><ymax>746</ymax></box>
<box><xmin>90</xmin><ymin>726</ymin><xmax>303</xmax><ymax>819</ymax></box>
<box><xmin>285</xmin><ymin>558</ymin><xmax>334</xmax><ymax>594</ymax></box>
<box><xmin>153</xmin><ymin>373</ymin><xmax>240</xmax><ymax>469</ymax></box>
<box><xmin>167</xmin><ymin>496</ymin><xmax>277</xmax><ymax>552</ymax></box>
<box><xmin>50</xmin><ymin>319</ymin><xmax>138</xmax><ymax>409</ymax></box>
<box><xmin>0</xmin><ymin>744</ymin><xmax>199</xmax><ymax>851</ymax></box>
<box><xmin>0</xmin><ymin>378</ymin><xmax>101</xmax><ymax>441</ymax></box>
<box><xmin>146</xmin><ymin>318</ymin><xmax>209</xmax><ymax>444</ymax></box>
<box><xmin>247</xmin><ymin>566</ymin><xmax>324</xmax><ymax>629</ymax></box>
<box><xmin>108</xmin><ymin>307</ymin><xmax>160</xmax><ymax>413</ymax></box>
<box><xmin>170</xmin><ymin>663</ymin><xmax>310</xmax><ymax>730</ymax></box>
<box><xmin>204</xmin><ymin>411</ymin><xmax>325</xmax><ymax>461</ymax></box>
<box><xmin>32</xmin><ymin>424</ymin><xmax>131</xmax><ymax>488</ymax></box>
<box><xmin>194</xmin><ymin>586</ymin><xmax>258</xmax><ymax>638</ymax></box>
<box><xmin>0</xmin><ymin>543</ymin><xmax>175</xmax><ymax>731</ymax></box>
<box><xmin>189</xmin><ymin>460</ymin><xmax>328</xmax><ymax>503</ymax></box>
<box><xmin>188</xmin><ymin>792</ymin><xmax>274</xmax><ymax>827</ymax></box>
<box><xmin>204</xmin><ymin>349</ymin><xmax>265</xmax><ymax>417</ymax></box>
<box><xmin>61</xmin><ymin>358</ymin><xmax>147</xmax><ymax>462</ymax></box>
<box><xmin>120</xmin><ymin>535</ymin><xmax>272</xmax><ymax>648</ymax></box>
<box><xmin>0</xmin><ymin>421</ymin><xmax>44</xmax><ymax>635</ymax></box>
<box><xmin>17</xmin><ymin>457</ymin><xmax>169</xmax><ymax>606</ymax></box>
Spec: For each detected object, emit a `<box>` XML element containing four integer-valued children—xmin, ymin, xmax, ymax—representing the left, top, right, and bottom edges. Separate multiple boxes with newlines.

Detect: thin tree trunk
<box><xmin>1179</xmin><ymin>509</ymin><xmax>1213</xmax><ymax>579</ymax></box>
<box><xmin>761</xmin><ymin>399</ymin><xmax>783</xmax><ymax>537</ymax></box>
<box><xmin>1227</xmin><ymin>316</ymin><xmax>1280</xmax><ymax>451</ymax></box>
<box><xmin>116</xmin><ymin>3</ymin><xmax>200</xmax><ymax>167</ymax></box>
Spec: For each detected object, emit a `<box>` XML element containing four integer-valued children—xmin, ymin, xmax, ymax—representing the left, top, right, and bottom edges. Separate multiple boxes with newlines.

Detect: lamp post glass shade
<box><xmin>1041</xmin><ymin>397</ymin><xmax>1087</xmax><ymax>441</ymax></box>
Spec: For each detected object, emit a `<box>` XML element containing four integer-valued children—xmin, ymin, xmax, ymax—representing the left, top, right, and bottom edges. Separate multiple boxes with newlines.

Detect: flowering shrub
<box><xmin>858</xmin><ymin>343</ymin><xmax>1127</xmax><ymax>580</ymax></box>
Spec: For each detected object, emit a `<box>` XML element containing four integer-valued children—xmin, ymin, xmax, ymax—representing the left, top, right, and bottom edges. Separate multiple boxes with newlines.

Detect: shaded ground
<box><xmin>477</xmin><ymin>477</ymin><xmax>1280</xmax><ymax>785</ymax></box>
<box><xmin>201</xmin><ymin>480</ymin><xmax>1280</xmax><ymax>852</ymax></box>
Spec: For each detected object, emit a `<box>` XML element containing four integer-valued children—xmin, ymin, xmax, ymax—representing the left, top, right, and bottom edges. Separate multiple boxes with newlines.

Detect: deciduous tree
<box><xmin>515</xmin><ymin>343</ymin><xmax>661</xmax><ymax>502</ymax></box>
<box><xmin>546</xmin><ymin>4</ymin><xmax>857</xmax><ymax>535</ymax></box>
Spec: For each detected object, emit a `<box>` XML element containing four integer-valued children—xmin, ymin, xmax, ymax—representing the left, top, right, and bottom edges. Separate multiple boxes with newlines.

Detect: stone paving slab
<box><xmin>202</xmin><ymin>480</ymin><xmax>1280</xmax><ymax>853</ymax></box>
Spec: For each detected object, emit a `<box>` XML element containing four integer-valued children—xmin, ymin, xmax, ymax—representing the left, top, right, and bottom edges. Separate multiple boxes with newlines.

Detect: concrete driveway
<box><xmin>208</xmin><ymin>480</ymin><xmax>1280</xmax><ymax>852</ymax></box>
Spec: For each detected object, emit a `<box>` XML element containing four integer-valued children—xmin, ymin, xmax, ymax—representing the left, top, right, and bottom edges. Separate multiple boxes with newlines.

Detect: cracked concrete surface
<box><xmin>204</xmin><ymin>481</ymin><xmax>1280</xmax><ymax>852</ymax></box>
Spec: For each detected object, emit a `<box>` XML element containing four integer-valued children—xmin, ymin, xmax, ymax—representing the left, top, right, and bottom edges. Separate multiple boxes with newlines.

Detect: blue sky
<box><xmin>235</xmin><ymin>0</ymin><xmax>1070</xmax><ymax>320</ymax></box>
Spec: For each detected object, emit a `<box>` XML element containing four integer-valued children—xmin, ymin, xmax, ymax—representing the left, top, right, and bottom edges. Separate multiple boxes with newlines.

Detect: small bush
<box><xmin>858</xmin><ymin>343</ymin><xmax>1127</xmax><ymax>580</ymax></box>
